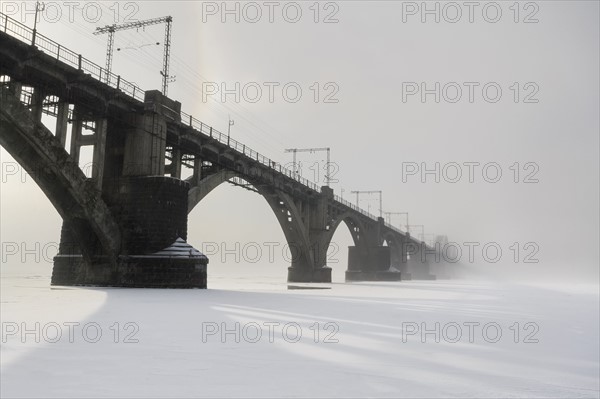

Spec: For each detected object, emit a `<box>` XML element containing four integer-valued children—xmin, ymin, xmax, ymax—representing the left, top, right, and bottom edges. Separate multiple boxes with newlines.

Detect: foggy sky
<box><xmin>1</xmin><ymin>1</ymin><xmax>598</xmax><ymax>282</ymax></box>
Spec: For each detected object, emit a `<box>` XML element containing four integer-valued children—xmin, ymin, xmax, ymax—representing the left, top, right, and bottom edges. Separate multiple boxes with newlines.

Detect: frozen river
<box><xmin>1</xmin><ymin>266</ymin><xmax>599</xmax><ymax>398</ymax></box>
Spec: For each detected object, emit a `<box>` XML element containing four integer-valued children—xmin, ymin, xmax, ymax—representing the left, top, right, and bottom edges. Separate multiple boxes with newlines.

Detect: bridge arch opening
<box><xmin>325</xmin><ymin>219</ymin><xmax>356</xmax><ymax>283</ymax></box>
<box><xmin>187</xmin><ymin>177</ymin><xmax>291</xmax><ymax>284</ymax></box>
<box><xmin>318</xmin><ymin>212</ymin><xmax>371</xmax><ymax>283</ymax></box>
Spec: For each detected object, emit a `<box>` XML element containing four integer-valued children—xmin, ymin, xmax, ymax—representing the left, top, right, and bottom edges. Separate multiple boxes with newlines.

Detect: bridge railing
<box><xmin>180</xmin><ymin>111</ymin><xmax>320</xmax><ymax>192</ymax></box>
<box><xmin>331</xmin><ymin>195</ymin><xmax>417</xmax><ymax>238</ymax></box>
<box><xmin>381</xmin><ymin>222</ymin><xmax>433</xmax><ymax>247</ymax></box>
<box><xmin>333</xmin><ymin>194</ymin><xmax>381</xmax><ymax>221</ymax></box>
<box><xmin>1</xmin><ymin>11</ymin><xmax>386</xmax><ymax>225</ymax></box>
<box><xmin>385</xmin><ymin>223</ymin><xmax>407</xmax><ymax>236</ymax></box>
<box><xmin>0</xmin><ymin>13</ymin><xmax>32</xmax><ymax>43</ymax></box>
<box><xmin>0</xmin><ymin>12</ymin><xmax>145</xmax><ymax>102</ymax></box>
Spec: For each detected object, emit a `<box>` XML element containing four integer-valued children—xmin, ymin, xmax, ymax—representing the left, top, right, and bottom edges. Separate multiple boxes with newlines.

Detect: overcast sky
<box><xmin>1</xmin><ymin>1</ymin><xmax>598</xmax><ymax>282</ymax></box>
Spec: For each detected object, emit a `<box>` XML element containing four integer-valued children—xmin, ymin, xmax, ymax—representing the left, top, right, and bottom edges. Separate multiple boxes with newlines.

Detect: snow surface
<box><xmin>1</xmin><ymin>266</ymin><xmax>598</xmax><ymax>398</ymax></box>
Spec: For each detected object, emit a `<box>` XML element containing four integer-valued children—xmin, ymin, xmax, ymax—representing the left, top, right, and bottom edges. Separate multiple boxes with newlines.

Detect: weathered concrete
<box><xmin>53</xmin><ymin>255</ymin><xmax>207</xmax><ymax>289</ymax></box>
<box><xmin>51</xmin><ymin>135</ymin><xmax>204</xmax><ymax>287</ymax></box>
<box><xmin>103</xmin><ymin>176</ymin><xmax>190</xmax><ymax>254</ymax></box>
<box><xmin>345</xmin><ymin>245</ymin><xmax>401</xmax><ymax>281</ymax></box>
<box><xmin>122</xmin><ymin>111</ymin><xmax>167</xmax><ymax>176</ymax></box>
<box><xmin>287</xmin><ymin>266</ymin><xmax>332</xmax><ymax>283</ymax></box>
<box><xmin>53</xmin><ymin>238</ymin><xmax>208</xmax><ymax>288</ymax></box>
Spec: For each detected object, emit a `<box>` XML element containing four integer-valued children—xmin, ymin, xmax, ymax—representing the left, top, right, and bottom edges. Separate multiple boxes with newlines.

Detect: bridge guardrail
<box><xmin>333</xmin><ymin>194</ymin><xmax>381</xmax><ymax>221</ymax></box>
<box><xmin>0</xmin><ymin>12</ymin><xmax>145</xmax><ymax>102</ymax></box>
<box><xmin>180</xmin><ymin>110</ymin><xmax>321</xmax><ymax>192</ymax></box>
<box><xmin>327</xmin><ymin>195</ymin><xmax>413</xmax><ymax>238</ymax></box>
<box><xmin>0</xmin><ymin>11</ymin><xmax>389</xmax><ymax>227</ymax></box>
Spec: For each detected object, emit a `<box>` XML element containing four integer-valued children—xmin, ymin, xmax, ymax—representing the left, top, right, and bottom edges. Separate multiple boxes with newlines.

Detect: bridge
<box><xmin>0</xmin><ymin>12</ymin><xmax>443</xmax><ymax>288</ymax></box>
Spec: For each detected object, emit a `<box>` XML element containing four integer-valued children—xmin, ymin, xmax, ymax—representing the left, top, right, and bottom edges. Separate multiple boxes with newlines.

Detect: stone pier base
<box><xmin>287</xmin><ymin>267</ymin><xmax>332</xmax><ymax>283</ymax></box>
<box><xmin>52</xmin><ymin>255</ymin><xmax>207</xmax><ymax>288</ymax></box>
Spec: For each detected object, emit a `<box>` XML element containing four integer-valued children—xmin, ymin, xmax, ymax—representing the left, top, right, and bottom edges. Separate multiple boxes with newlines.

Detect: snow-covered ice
<box><xmin>1</xmin><ymin>265</ymin><xmax>598</xmax><ymax>398</ymax></box>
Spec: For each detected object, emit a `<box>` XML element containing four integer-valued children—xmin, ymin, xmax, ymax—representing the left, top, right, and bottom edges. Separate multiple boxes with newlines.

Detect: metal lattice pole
<box><xmin>104</xmin><ymin>27</ymin><xmax>115</xmax><ymax>83</ymax></box>
<box><xmin>351</xmin><ymin>190</ymin><xmax>383</xmax><ymax>217</ymax></box>
<box><xmin>162</xmin><ymin>17</ymin><xmax>172</xmax><ymax>96</ymax></box>
<box><xmin>284</xmin><ymin>147</ymin><xmax>331</xmax><ymax>186</ymax></box>
<box><xmin>94</xmin><ymin>16</ymin><xmax>173</xmax><ymax>92</ymax></box>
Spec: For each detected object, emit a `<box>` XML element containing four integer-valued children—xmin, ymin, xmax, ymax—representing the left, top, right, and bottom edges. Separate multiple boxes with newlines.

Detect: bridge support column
<box><xmin>192</xmin><ymin>156</ymin><xmax>202</xmax><ymax>185</ymax></box>
<box><xmin>344</xmin><ymin>217</ymin><xmax>401</xmax><ymax>282</ymax></box>
<box><xmin>28</xmin><ymin>88</ymin><xmax>44</xmax><ymax>122</ymax></box>
<box><xmin>345</xmin><ymin>245</ymin><xmax>400</xmax><ymax>281</ymax></box>
<box><xmin>52</xmin><ymin>92</ymin><xmax>207</xmax><ymax>288</ymax></box>
<box><xmin>284</xmin><ymin>233</ymin><xmax>333</xmax><ymax>283</ymax></box>
<box><xmin>404</xmin><ymin>239</ymin><xmax>436</xmax><ymax>280</ymax></box>
<box><xmin>53</xmin><ymin>173</ymin><xmax>208</xmax><ymax>288</ymax></box>
<box><xmin>167</xmin><ymin>147</ymin><xmax>182</xmax><ymax>178</ymax></box>
<box><xmin>426</xmin><ymin>236</ymin><xmax>456</xmax><ymax>279</ymax></box>
<box><xmin>91</xmin><ymin>117</ymin><xmax>107</xmax><ymax>189</ymax></box>
<box><xmin>55</xmin><ymin>101</ymin><xmax>69</xmax><ymax>147</ymax></box>
<box><xmin>287</xmin><ymin>266</ymin><xmax>332</xmax><ymax>283</ymax></box>
<box><xmin>67</xmin><ymin>109</ymin><xmax>107</xmax><ymax>189</ymax></box>
<box><xmin>393</xmin><ymin>234</ymin><xmax>412</xmax><ymax>280</ymax></box>
<box><xmin>8</xmin><ymin>80</ymin><xmax>22</xmax><ymax>99</ymax></box>
<box><xmin>286</xmin><ymin>185</ymin><xmax>333</xmax><ymax>283</ymax></box>
<box><xmin>30</xmin><ymin>87</ymin><xmax>45</xmax><ymax>123</ymax></box>
<box><xmin>69</xmin><ymin>106</ymin><xmax>84</xmax><ymax>162</ymax></box>
<box><xmin>122</xmin><ymin>111</ymin><xmax>166</xmax><ymax>176</ymax></box>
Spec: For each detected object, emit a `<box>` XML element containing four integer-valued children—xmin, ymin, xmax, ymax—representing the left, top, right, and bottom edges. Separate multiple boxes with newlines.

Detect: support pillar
<box><xmin>286</xmin><ymin>185</ymin><xmax>333</xmax><ymax>283</ymax></box>
<box><xmin>405</xmin><ymin>239</ymin><xmax>436</xmax><ymax>280</ymax></box>
<box><xmin>345</xmin><ymin>245</ymin><xmax>400</xmax><ymax>281</ymax></box>
<box><xmin>92</xmin><ymin>117</ymin><xmax>107</xmax><ymax>189</ymax></box>
<box><xmin>52</xmin><ymin>90</ymin><xmax>207</xmax><ymax>288</ymax></box>
<box><xmin>8</xmin><ymin>80</ymin><xmax>22</xmax><ymax>99</ymax></box>
<box><xmin>287</xmin><ymin>266</ymin><xmax>332</xmax><ymax>283</ymax></box>
<box><xmin>192</xmin><ymin>156</ymin><xmax>202</xmax><ymax>185</ymax></box>
<box><xmin>69</xmin><ymin>106</ymin><xmax>83</xmax><ymax>163</ymax></box>
<box><xmin>30</xmin><ymin>87</ymin><xmax>45</xmax><ymax>123</ymax></box>
<box><xmin>122</xmin><ymin>111</ymin><xmax>166</xmax><ymax>176</ymax></box>
<box><xmin>169</xmin><ymin>147</ymin><xmax>182</xmax><ymax>179</ymax></box>
<box><xmin>344</xmin><ymin>217</ymin><xmax>400</xmax><ymax>281</ymax></box>
<box><xmin>55</xmin><ymin>101</ymin><xmax>69</xmax><ymax>147</ymax></box>
<box><xmin>53</xmin><ymin>177</ymin><xmax>208</xmax><ymax>288</ymax></box>
<box><xmin>394</xmin><ymin>234</ymin><xmax>412</xmax><ymax>280</ymax></box>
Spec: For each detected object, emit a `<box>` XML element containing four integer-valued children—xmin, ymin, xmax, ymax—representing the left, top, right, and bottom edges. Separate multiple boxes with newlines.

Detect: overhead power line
<box><xmin>93</xmin><ymin>16</ymin><xmax>174</xmax><ymax>95</ymax></box>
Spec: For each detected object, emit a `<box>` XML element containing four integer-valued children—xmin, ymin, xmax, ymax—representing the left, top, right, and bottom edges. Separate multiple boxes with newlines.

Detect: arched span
<box><xmin>187</xmin><ymin>169</ymin><xmax>237</xmax><ymax>213</ymax></box>
<box><xmin>323</xmin><ymin>211</ymin><xmax>370</xmax><ymax>254</ymax></box>
<box><xmin>187</xmin><ymin>171</ymin><xmax>315</xmax><ymax>270</ymax></box>
<box><xmin>0</xmin><ymin>86</ymin><xmax>121</xmax><ymax>261</ymax></box>
<box><xmin>256</xmin><ymin>187</ymin><xmax>314</xmax><ymax>269</ymax></box>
